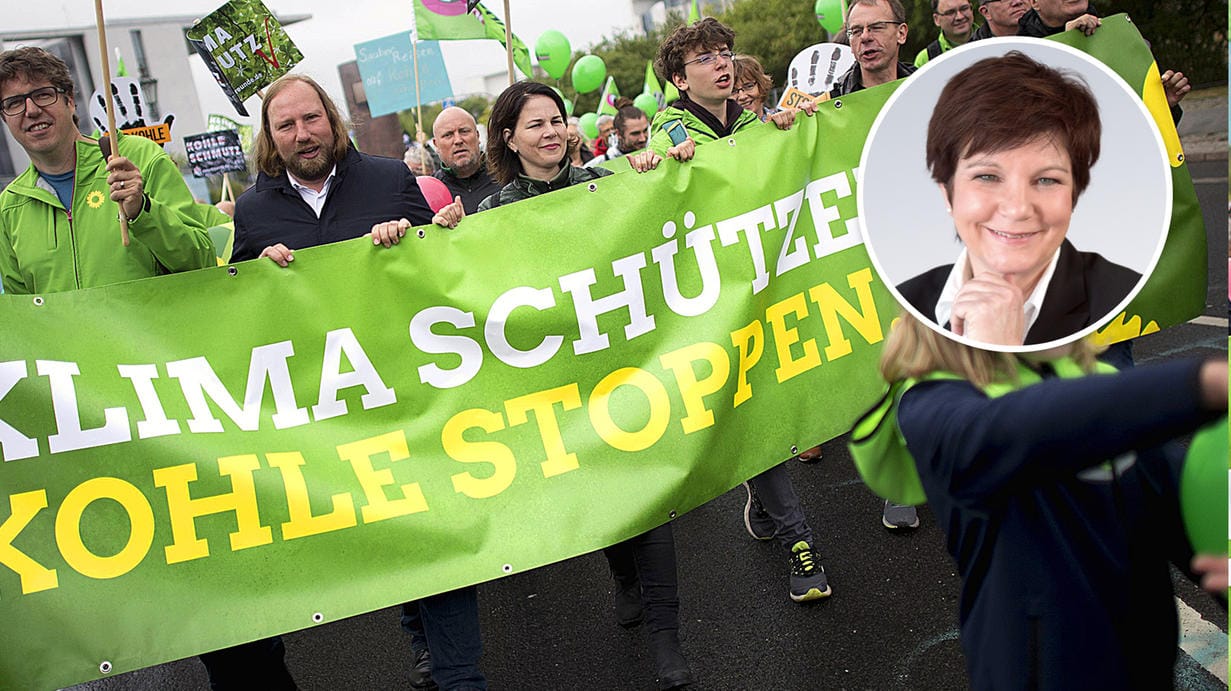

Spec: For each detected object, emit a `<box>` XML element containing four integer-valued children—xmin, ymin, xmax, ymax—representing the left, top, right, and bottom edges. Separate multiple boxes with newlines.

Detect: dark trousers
<box><xmin>200</xmin><ymin>586</ymin><xmax>485</xmax><ymax>690</ymax></box>
<box><xmin>602</xmin><ymin>523</ymin><xmax>681</xmax><ymax>634</ymax></box>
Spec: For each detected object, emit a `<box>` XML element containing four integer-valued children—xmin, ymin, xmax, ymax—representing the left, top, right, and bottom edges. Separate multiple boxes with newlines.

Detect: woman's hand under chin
<box><xmin>950</xmin><ymin>273</ymin><xmax>1026</xmax><ymax>346</ymax></box>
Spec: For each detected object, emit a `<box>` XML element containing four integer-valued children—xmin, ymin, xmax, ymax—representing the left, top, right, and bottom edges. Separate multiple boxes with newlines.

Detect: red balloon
<box><xmin>416</xmin><ymin>175</ymin><xmax>453</xmax><ymax>213</ymax></box>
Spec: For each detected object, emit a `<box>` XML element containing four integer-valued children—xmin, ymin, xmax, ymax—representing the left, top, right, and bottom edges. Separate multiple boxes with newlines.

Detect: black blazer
<box><xmin>896</xmin><ymin>239</ymin><xmax>1141</xmax><ymax>345</ymax></box>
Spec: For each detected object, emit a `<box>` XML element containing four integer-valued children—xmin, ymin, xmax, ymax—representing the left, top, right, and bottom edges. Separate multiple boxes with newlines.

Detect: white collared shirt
<box><xmin>933</xmin><ymin>247</ymin><xmax>1062</xmax><ymax>338</ymax></box>
<box><xmin>287</xmin><ymin>166</ymin><xmax>337</xmax><ymax>218</ymax></box>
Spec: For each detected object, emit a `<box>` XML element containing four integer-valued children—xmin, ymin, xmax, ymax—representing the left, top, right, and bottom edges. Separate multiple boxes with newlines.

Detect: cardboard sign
<box><xmin>353</xmin><ymin>34</ymin><xmax>453</xmax><ymax>117</ymax></box>
<box><xmin>778</xmin><ymin>87</ymin><xmax>823</xmax><ymax>111</ymax></box>
<box><xmin>188</xmin><ymin>0</ymin><xmax>304</xmax><ymax>116</ymax></box>
<box><xmin>88</xmin><ymin>77</ymin><xmax>175</xmax><ymax>143</ymax></box>
<box><xmin>785</xmin><ymin>43</ymin><xmax>855</xmax><ymax>96</ymax></box>
<box><xmin>121</xmin><ymin>122</ymin><xmax>173</xmax><ymax>144</ymax></box>
<box><xmin>184</xmin><ymin>129</ymin><xmax>247</xmax><ymax>177</ymax></box>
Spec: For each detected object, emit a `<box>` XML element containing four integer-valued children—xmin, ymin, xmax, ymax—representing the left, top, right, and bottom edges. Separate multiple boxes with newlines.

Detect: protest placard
<box><xmin>184</xmin><ymin>130</ymin><xmax>248</xmax><ymax>178</ymax></box>
<box><xmin>354</xmin><ymin>35</ymin><xmax>452</xmax><ymax>118</ymax></box>
<box><xmin>187</xmin><ymin>0</ymin><xmax>304</xmax><ymax>116</ymax></box>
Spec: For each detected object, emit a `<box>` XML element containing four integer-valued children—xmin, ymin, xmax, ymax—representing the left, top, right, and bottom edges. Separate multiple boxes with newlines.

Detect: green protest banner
<box><xmin>0</xmin><ymin>18</ymin><xmax>1202</xmax><ymax>689</ymax></box>
<box><xmin>1048</xmin><ymin>15</ymin><xmax>1207</xmax><ymax>343</ymax></box>
<box><xmin>188</xmin><ymin>0</ymin><xmax>304</xmax><ymax>117</ymax></box>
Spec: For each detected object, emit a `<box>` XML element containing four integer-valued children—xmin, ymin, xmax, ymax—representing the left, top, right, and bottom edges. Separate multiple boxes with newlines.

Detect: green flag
<box><xmin>664</xmin><ymin>79</ymin><xmax>680</xmax><ymax>105</ymax></box>
<box><xmin>643</xmin><ymin>60</ymin><xmax>666</xmax><ymax>109</ymax></box>
<box><xmin>688</xmin><ymin>0</ymin><xmax>702</xmax><ymax>23</ymax></box>
<box><xmin>114</xmin><ymin>48</ymin><xmax>128</xmax><ymax>77</ymax></box>
<box><xmin>597</xmin><ymin>76</ymin><xmax>622</xmax><ymax>116</ymax></box>
<box><xmin>413</xmin><ymin>0</ymin><xmax>534</xmax><ymax>79</ymax></box>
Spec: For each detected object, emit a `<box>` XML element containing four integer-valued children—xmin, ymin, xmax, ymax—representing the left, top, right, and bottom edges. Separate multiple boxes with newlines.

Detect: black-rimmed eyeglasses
<box><xmin>1</xmin><ymin>86</ymin><xmax>66</xmax><ymax>117</ymax></box>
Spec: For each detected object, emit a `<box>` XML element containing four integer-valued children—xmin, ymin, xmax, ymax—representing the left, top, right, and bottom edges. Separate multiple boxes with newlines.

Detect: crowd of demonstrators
<box><xmin>226</xmin><ymin>74</ymin><xmax>489</xmax><ymax>691</ymax></box>
<box><xmin>970</xmin><ymin>0</ymin><xmax>1029</xmax><ymax>39</ymax></box>
<box><xmin>913</xmin><ymin>0</ymin><xmax>974</xmax><ymax>67</ymax></box>
<box><xmin>0</xmin><ymin>47</ymin><xmax>215</xmax><ymax>294</ymax></box>
<box><xmin>585</xmin><ymin>98</ymin><xmax>651</xmax><ymax>167</ymax></box>
<box><xmin>0</xmin><ymin>4</ymin><xmax>1220</xmax><ymax>689</ymax></box>
<box><xmin>388</xmin><ymin>81</ymin><xmax>694</xmax><ymax>690</ymax></box>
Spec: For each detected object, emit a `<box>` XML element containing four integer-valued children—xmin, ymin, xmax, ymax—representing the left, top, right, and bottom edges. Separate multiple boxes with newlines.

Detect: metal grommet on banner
<box><xmin>227</xmin><ymin>266</ymin><xmax>238</xmax><ymax>276</ymax></box>
<box><xmin>587</xmin><ymin>183</ymin><xmax>597</xmax><ymax>192</ymax></box>
<box><xmin>312</xmin><ymin>612</ymin><xmax>324</xmax><ymax>623</ymax></box>
<box><xmin>99</xmin><ymin>661</ymin><xmax>113</xmax><ymax>674</ymax></box>
<box><xmin>727</xmin><ymin>138</ymin><xmax>736</xmax><ymax>146</ymax></box>
<box><xmin>833</xmin><ymin>100</ymin><xmax>843</xmax><ymax>109</ymax></box>
<box><xmin>417</xmin><ymin>229</ymin><xmax>426</xmax><ymax>238</ymax></box>
<box><xmin>1177</xmin><ymin>153</ymin><xmax>1185</xmax><ymax>164</ymax></box>
<box><xmin>669</xmin><ymin>510</ymin><xmax>677</xmax><ymax>519</ymax></box>
<box><xmin>502</xmin><ymin>563</ymin><xmax>513</xmax><ymax>574</ymax></box>
<box><xmin>790</xmin><ymin>445</ymin><xmax>799</xmax><ymax>456</ymax></box>
<box><xmin>32</xmin><ymin>296</ymin><xmax>44</xmax><ymax>306</ymax></box>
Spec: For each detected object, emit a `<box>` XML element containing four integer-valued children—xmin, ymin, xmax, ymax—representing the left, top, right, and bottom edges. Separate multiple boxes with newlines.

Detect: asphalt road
<box><xmin>69</xmin><ymin>160</ymin><xmax>1230</xmax><ymax>691</ymax></box>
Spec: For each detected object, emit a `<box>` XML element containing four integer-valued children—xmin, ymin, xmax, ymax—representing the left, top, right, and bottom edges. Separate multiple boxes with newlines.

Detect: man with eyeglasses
<box><xmin>970</xmin><ymin>0</ymin><xmax>1028</xmax><ymax>39</ymax></box>
<box><xmin>828</xmin><ymin>0</ymin><xmax>915</xmax><ymax>97</ymax></box>
<box><xmin>643</xmin><ymin>17</ymin><xmax>809</xmax><ymax>163</ymax></box>
<box><xmin>0</xmin><ymin>46</ymin><xmax>213</xmax><ymax>294</ymax></box>
<box><xmin>914</xmin><ymin>0</ymin><xmax>975</xmax><ymax>67</ymax></box>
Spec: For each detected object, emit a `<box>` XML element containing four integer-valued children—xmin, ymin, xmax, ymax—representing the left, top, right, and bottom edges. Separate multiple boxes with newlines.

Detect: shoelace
<box><xmin>791</xmin><ymin>545</ymin><xmax>817</xmax><ymax>575</ymax></box>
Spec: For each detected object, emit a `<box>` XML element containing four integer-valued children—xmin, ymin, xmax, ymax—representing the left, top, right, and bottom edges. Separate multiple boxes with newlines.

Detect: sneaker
<box><xmin>742</xmin><ymin>482</ymin><xmax>775</xmax><ymax>540</ymax></box>
<box><xmin>788</xmin><ymin>541</ymin><xmax>832</xmax><ymax>602</ymax></box>
<box><xmin>409</xmin><ymin>648</ymin><xmax>436</xmax><ymax>690</ymax></box>
<box><xmin>882</xmin><ymin>500</ymin><xmax>920</xmax><ymax>529</ymax></box>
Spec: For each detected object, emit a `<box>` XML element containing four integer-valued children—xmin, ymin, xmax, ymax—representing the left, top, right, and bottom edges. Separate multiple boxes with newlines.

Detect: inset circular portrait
<box><xmin>857</xmin><ymin>38</ymin><xmax>1171</xmax><ymax>352</ymax></box>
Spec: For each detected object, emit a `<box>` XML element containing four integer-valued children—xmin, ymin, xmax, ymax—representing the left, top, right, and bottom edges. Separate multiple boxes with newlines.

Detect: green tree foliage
<box><xmin>1117</xmin><ymin>0</ymin><xmax>1227</xmax><ymax>86</ymax></box>
<box><xmin>716</xmin><ymin>0</ymin><xmax>830</xmax><ymax>91</ymax></box>
<box><xmin>396</xmin><ymin>94</ymin><xmax>493</xmax><ymax>140</ymax></box>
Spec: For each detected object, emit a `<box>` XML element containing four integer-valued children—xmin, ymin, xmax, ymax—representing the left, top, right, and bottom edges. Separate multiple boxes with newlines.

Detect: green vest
<box><xmin>849</xmin><ymin>357</ymin><xmax>1114</xmax><ymax>505</ymax></box>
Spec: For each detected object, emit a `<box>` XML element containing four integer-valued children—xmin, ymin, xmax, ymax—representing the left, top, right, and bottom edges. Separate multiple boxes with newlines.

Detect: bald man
<box><xmin>431</xmin><ymin>107</ymin><xmax>500</xmax><ymax>213</ymax></box>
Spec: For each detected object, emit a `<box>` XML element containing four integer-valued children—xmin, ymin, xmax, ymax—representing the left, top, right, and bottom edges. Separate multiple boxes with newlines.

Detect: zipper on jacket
<box><xmin>65</xmin><ymin>205</ymin><xmax>81</xmax><ymax>290</ymax></box>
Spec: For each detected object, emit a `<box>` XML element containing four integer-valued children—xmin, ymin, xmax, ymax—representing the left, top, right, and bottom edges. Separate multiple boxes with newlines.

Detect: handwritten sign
<box><xmin>354</xmin><ymin>34</ymin><xmax>452</xmax><ymax>117</ymax></box>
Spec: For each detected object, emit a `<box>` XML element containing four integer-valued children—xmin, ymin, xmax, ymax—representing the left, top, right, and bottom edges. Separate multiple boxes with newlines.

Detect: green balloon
<box><xmin>535</xmin><ymin>30</ymin><xmax>572</xmax><ymax>80</ymax></box>
<box><xmin>634</xmin><ymin>93</ymin><xmax>659</xmax><ymax>120</ymax></box>
<box><xmin>571</xmin><ymin>55</ymin><xmax>607</xmax><ymax>95</ymax></box>
<box><xmin>563</xmin><ymin>98</ymin><xmax>574</xmax><ymax>117</ymax></box>
<box><xmin>1181</xmin><ymin>416</ymin><xmax>1229</xmax><ymax>555</ymax></box>
<box><xmin>815</xmin><ymin>0</ymin><xmax>845</xmax><ymax>35</ymax></box>
<box><xmin>578</xmin><ymin>112</ymin><xmax>599</xmax><ymax>140</ymax></box>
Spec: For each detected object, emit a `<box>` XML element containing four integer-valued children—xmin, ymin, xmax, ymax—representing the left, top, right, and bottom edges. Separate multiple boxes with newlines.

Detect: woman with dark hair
<box><xmin>895</xmin><ymin>51</ymin><xmax>1141</xmax><ymax>347</ymax></box>
<box><xmin>392</xmin><ymin>80</ymin><xmax>690</xmax><ymax>690</ymax></box>
<box><xmin>858</xmin><ymin>313</ymin><xmax>1226</xmax><ymax>687</ymax></box>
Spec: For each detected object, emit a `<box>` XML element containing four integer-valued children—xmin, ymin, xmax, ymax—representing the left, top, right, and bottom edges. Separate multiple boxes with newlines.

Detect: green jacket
<box><xmin>0</xmin><ymin>134</ymin><xmax>215</xmax><ymax>294</ymax></box>
<box><xmin>477</xmin><ymin>164</ymin><xmax>612</xmax><ymax>212</ymax></box>
<box><xmin>648</xmin><ymin>103</ymin><xmax>761</xmax><ymax>157</ymax></box>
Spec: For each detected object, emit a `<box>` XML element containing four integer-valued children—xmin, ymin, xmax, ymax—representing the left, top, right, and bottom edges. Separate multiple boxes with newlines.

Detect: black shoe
<box><xmin>882</xmin><ymin>500</ymin><xmax>920</xmax><ymax>529</ymax></box>
<box><xmin>649</xmin><ymin>630</ymin><xmax>692</xmax><ymax>690</ymax></box>
<box><xmin>409</xmin><ymin>648</ymin><xmax>436</xmax><ymax>690</ymax></box>
<box><xmin>614</xmin><ymin>579</ymin><xmax>644</xmax><ymax>628</ymax></box>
